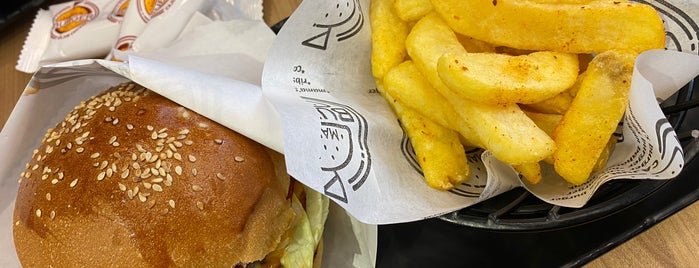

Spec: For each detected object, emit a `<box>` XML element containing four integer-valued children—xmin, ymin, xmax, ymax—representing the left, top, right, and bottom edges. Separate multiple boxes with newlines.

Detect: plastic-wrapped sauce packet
<box><xmin>107</xmin><ymin>0</ymin><xmax>214</xmax><ymax>61</ymax></box>
<box><xmin>15</xmin><ymin>0</ymin><xmax>126</xmax><ymax>73</ymax></box>
<box><xmin>108</xmin><ymin>0</ymin><xmax>263</xmax><ymax>62</ymax></box>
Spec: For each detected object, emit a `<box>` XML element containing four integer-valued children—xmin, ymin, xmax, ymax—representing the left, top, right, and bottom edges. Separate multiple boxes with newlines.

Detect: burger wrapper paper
<box><xmin>260</xmin><ymin>0</ymin><xmax>699</xmax><ymax>224</ymax></box>
<box><xmin>0</xmin><ymin>20</ymin><xmax>376</xmax><ymax>268</ymax></box>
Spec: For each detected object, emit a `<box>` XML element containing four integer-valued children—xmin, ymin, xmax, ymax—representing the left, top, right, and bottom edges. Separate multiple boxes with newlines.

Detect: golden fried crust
<box><xmin>13</xmin><ymin>82</ymin><xmax>294</xmax><ymax>267</ymax></box>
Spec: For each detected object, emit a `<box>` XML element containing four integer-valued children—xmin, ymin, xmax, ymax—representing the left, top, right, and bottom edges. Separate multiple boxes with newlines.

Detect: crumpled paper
<box><xmin>0</xmin><ymin>16</ymin><xmax>376</xmax><ymax>268</ymax></box>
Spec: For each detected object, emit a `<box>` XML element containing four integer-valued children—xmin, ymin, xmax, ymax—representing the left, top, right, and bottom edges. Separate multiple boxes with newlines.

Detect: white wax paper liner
<box><xmin>261</xmin><ymin>0</ymin><xmax>699</xmax><ymax>224</ymax></box>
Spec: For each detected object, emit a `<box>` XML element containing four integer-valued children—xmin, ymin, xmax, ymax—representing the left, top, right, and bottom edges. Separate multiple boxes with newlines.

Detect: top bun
<box><xmin>13</xmin><ymin>82</ymin><xmax>294</xmax><ymax>267</ymax></box>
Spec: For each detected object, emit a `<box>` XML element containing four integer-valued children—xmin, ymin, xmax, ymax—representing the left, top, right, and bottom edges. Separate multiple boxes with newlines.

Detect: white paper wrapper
<box><xmin>0</xmin><ymin>20</ymin><xmax>376</xmax><ymax>268</ymax></box>
<box><xmin>260</xmin><ymin>0</ymin><xmax>699</xmax><ymax>224</ymax></box>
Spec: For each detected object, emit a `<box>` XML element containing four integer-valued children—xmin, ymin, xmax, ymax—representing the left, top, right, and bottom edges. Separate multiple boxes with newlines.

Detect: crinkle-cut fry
<box><xmin>406</xmin><ymin>13</ymin><xmax>555</xmax><ymax>165</ymax></box>
<box><xmin>396</xmin><ymin>101</ymin><xmax>470</xmax><ymax>190</ymax></box>
<box><xmin>431</xmin><ymin>0</ymin><xmax>665</xmax><ymax>53</ymax></box>
<box><xmin>370</xmin><ymin>0</ymin><xmax>409</xmax><ymax>79</ymax></box>
<box><xmin>437</xmin><ymin>51</ymin><xmax>579</xmax><ymax>104</ymax></box>
<box><xmin>383</xmin><ymin>61</ymin><xmax>481</xmax><ymax>148</ymax></box>
<box><xmin>553</xmin><ymin>51</ymin><xmax>635</xmax><ymax>185</ymax></box>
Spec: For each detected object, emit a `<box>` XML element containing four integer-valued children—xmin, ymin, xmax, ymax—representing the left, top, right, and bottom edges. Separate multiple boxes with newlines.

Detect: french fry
<box><xmin>383</xmin><ymin>61</ymin><xmax>482</xmax><ymax>148</ymax></box>
<box><xmin>396</xmin><ymin>102</ymin><xmax>471</xmax><ymax>190</ymax></box>
<box><xmin>524</xmin><ymin>111</ymin><xmax>563</xmax><ymax>137</ymax></box>
<box><xmin>405</xmin><ymin>13</ymin><xmax>556</xmax><ymax>165</ymax></box>
<box><xmin>437</xmin><ymin>51</ymin><xmax>579</xmax><ymax>104</ymax></box>
<box><xmin>553</xmin><ymin>50</ymin><xmax>635</xmax><ymax>185</ymax></box>
<box><xmin>393</xmin><ymin>0</ymin><xmax>433</xmax><ymax>21</ymax></box>
<box><xmin>521</xmin><ymin>90</ymin><xmax>574</xmax><ymax>115</ymax></box>
<box><xmin>370</xmin><ymin>0</ymin><xmax>409</xmax><ymax>79</ymax></box>
<box><xmin>431</xmin><ymin>0</ymin><xmax>665</xmax><ymax>53</ymax></box>
<box><xmin>513</xmin><ymin>162</ymin><xmax>543</xmax><ymax>184</ymax></box>
<box><xmin>377</xmin><ymin>79</ymin><xmax>470</xmax><ymax>190</ymax></box>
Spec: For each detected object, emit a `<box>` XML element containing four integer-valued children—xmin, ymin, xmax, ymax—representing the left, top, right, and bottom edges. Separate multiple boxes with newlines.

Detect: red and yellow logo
<box><xmin>108</xmin><ymin>0</ymin><xmax>130</xmax><ymax>23</ymax></box>
<box><xmin>137</xmin><ymin>0</ymin><xmax>174</xmax><ymax>22</ymax></box>
<box><xmin>51</xmin><ymin>1</ymin><xmax>99</xmax><ymax>39</ymax></box>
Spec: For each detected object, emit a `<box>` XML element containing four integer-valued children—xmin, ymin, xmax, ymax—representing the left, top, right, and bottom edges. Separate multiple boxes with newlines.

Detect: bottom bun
<box><xmin>13</xmin><ymin>82</ymin><xmax>295</xmax><ymax>267</ymax></box>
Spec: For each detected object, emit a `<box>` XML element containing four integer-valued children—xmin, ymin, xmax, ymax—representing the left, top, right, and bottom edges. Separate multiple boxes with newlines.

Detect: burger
<box><xmin>12</xmin><ymin>82</ymin><xmax>327</xmax><ymax>267</ymax></box>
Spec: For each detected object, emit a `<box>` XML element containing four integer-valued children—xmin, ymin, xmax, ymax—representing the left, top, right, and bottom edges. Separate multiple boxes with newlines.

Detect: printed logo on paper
<box><xmin>304</xmin><ymin>97</ymin><xmax>371</xmax><ymax>204</ymax></box>
<box><xmin>638</xmin><ymin>0</ymin><xmax>699</xmax><ymax>54</ymax></box>
<box><xmin>110</xmin><ymin>35</ymin><xmax>136</xmax><ymax>61</ymax></box>
<box><xmin>51</xmin><ymin>1</ymin><xmax>100</xmax><ymax>39</ymax></box>
<box><xmin>301</xmin><ymin>0</ymin><xmax>365</xmax><ymax>50</ymax></box>
<box><xmin>108</xmin><ymin>0</ymin><xmax>130</xmax><ymax>23</ymax></box>
<box><xmin>137</xmin><ymin>0</ymin><xmax>174</xmax><ymax>22</ymax></box>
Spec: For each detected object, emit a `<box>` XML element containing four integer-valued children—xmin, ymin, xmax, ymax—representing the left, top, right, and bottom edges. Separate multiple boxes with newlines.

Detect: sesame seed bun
<box><xmin>12</xmin><ymin>82</ymin><xmax>296</xmax><ymax>267</ymax></box>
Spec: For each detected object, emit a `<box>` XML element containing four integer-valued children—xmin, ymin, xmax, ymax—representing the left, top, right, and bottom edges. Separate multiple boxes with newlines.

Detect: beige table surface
<box><xmin>2</xmin><ymin>0</ymin><xmax>699</xmax><ymax>266</ymax></box>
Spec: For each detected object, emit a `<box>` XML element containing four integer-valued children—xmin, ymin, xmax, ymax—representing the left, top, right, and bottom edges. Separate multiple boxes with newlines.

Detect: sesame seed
<box><xmin>184</xmin><ymin>140</ymin><xmax>194</xmax><ymax>146</ymax></box>
<box><xmin>32</xmin><ymin>164</ymin><xmax>39</xmax><ymax>170</ymax></box>
<box><xmin>132</xmin><ymin>162</ymin><xmax>140</xmax><ymax>170</ymax></box>
<box><xmin>109</xmin><ymin>106</ymin><xmax>115</xmax><ymax>111</ymax></box>
<box><xmin>121</xmin><ymin>169</ymin><xmax>129</xmax><ymax>179</ymax></box>
<box><xmin>70</xmin><ymin>178</ymin><xmax>78</xmax><ymax>187</ymax></box>
<box><xmin>175</xmin><ymin>166</ymin><xmax>182</xmax><ymax>176</ymax></box>
<box><xmin>97</xmin><ymin>172</ymin><xmax>106</xmax><ymax>181</ymax></box>
<box><xmin>118</xmin><ymin>183</ymin><xmax>127</xmax><ymax>191</ymax></box>
<box><xmin>137</xmin><ymin>144</ymin><xmax>146</xmax><ymax>153</ymax></box>
<box><xmin>198</xmin><ymin>122</ymin><xmax>209</xmax><ymax>129</ymax></box>
<box><xmin>214</xmin><ymin>139</ymin><xmax>223</xmax><ymax>144</ymax></box>
<box><xmin>148</xmin><ymin>200</ymin><xmax>156</xmax><ymax>208</ymax></box>
<box><xmin>196</xmin><ymin>201</ymin><xmax>204</xmax><ymax>210</ymax></box>
<box><xmin>112</xmin><ymin>118</ymin><xmax>119</xmax><ymax>125</ymax></box>
<box><xmin>133</xmin><ymin>186</ymin><xmax>140</xmax><ymax>196</ymax></box>
<box><xmin>51</xmin><ymin>179</ymin><xmax>59</xmax><ymax>184</ymax></box>
<box><xmin>147</xmin><ymin>125</ymin><xmax>154</xmax><ymax>131</ymax></box>
<box><xmin>99</xmin><ymin>161</ymin><xmax>108</xmax><ymax>169</ymax></box>
<box><xmin>168</xmin><ymin>199</ymin><xmax>175</xmax><ymax>208</ymax></box>
<box><xmin>177</xmin><ymin>135</ymin><xmax>186</xmax><ymax>140</ymax></box>
<box><xmin>46</xmin><ymin>193</ymin><xmax>51</xmax><ymax>201</ymax></box>
<box><xmin>168</xmin><ymin>143</ymin><xmax>177</xmax><ymax>152</ymax></box>
<box><xmin>151</xmin><ymin>177</ymin><xmax>163</xmax><ymax>183</ymax></box>
<box><xmin>57</xmin><ymin>172</ymin><xmax>64</xmax><ymax>180</ymax></box>
<box><xmin>138</xmin><ymin>193</ymin><xmax>147</xmax><ymax>202</ymax></box>
<box><xmin>143</xmin><ymin>182</ymin><xmax>152</xmax><ymax>189</ymax></box>
<box><xmin>36</xmin><ymin>209</ymin><xmax>42</xmax><ymax>217</ymax></box>
<box><xmin>108</xmin><ymin>136</ymin><xmax>117</xmax><ymax>144</ymax></box>
<box><xmin>41</xmin><ymin>174</ymin><xmax>49</xmax><ymax>181</ymax></box>
<box><xmin>151</xmin><ymin>132</ymin><xmax>158</xmax><ymax>140</ymax></box>
<box><xmin>192</xmin><ymin>168</ymin><xmax>198</xmax><ymax>176</ymax></box>
<box><xmin>127</xmin><ymin>190</ymin><xmax>134</xmax><ymax>199</ymax></box>
<box><xmin>173</xmin><ymin>153</ymin><xmax>182</xmax><ymax>161</ymax></box>
<box><xmin>178</xmin><ymin>129</ymin><xmax>190</xmax><ymax>135</ymax></box>
<box><xmin>76</xmin><ymin>147</ymin><xmax>84</xmax><ymax>153</ymax></box>
<box><xmin>90</xmin><ymin>153</ymin><xmax>100</xmax><ymax>159</ymax></box>
<box><xmin>106</xmin><ymin>168</ymin><xmax>113</xmax><ymax>178</ymax></box>
<box><xmin>216</xmin><ymin>173</ymin><xmax>225</xmax><ymax>181</ymax></box>
<box><xmin>173</xmin><ymin>141</ymin><xmax>183</xmax><ymax>148</ymax></box>
<box><xmin>50</xmin><ymin>210</ymin><xmax>56</xmax><ymax>219</ymax></box>
<box><xmin>152</xmin><ymin>184</ymin><xmax>163</xmax><ymax>192</ymax></box>
<box><xmin>188</xmin><ymin>155</ymin><xmax>196</xmax><ymax>162</ymax></box>
<box><xmin>158</xmin><ymin>128</ymin><xmax>168</xmax><ymax>133</ymax></box>
<box><xmin>126</xmin><ymin>124</ymin><xmax>134</xmax><ymax>130</ymax></box>
<box><xmin>234</xmin><ymin>156</ymin><xmax>245</xmax><ymax>162</ymax></box>
<box><xmin>192</xmin><ymin>185</ymin><xmax>203</xmax><ymax>191</ymax></box>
